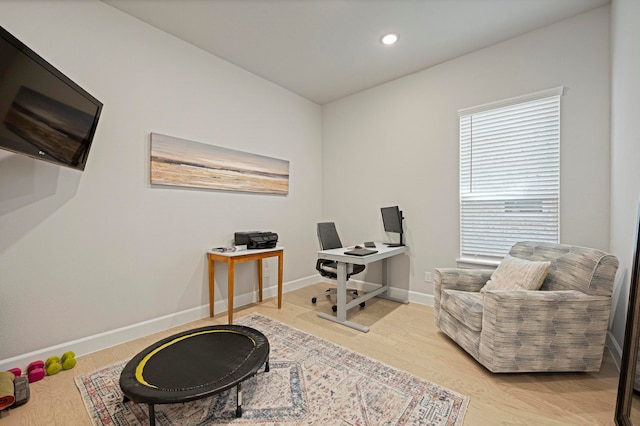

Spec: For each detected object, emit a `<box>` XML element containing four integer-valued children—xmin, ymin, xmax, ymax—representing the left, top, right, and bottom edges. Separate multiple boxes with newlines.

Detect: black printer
<box><xmin>234</xmin><ymin>231</ymin><xmax>278</xmax><ymax>249</ymax></box>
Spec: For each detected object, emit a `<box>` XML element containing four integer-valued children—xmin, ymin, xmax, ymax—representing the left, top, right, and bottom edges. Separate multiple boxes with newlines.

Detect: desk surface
<box><xmin>317</xmin><ymin>243</ymin><xmax>407</xmax><ymax>265</ymax></box>
<box><xmin>207</xmin><ymin>246</ymin><xmax>284</xmax><ymax>258</ymax></box>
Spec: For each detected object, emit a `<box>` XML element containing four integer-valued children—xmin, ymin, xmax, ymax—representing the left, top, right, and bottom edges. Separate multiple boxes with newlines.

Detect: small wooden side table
<box><xmin>207</xmin><ymin>247</ymin><xmax>284</xmax><ymax>324</ymax></box>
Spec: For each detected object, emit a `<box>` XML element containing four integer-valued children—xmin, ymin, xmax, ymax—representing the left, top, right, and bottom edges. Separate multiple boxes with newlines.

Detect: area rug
<box><xmin>75</xmin><ymin>314</ymin><xmax>469</xmax><ymax>425</ymax></box>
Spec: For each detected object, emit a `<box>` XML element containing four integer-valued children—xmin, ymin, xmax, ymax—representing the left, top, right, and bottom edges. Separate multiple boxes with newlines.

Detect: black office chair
<box><xmin>313</xmin><ymin>222</ymin><xmax>366</xmax><ymax>312</ymax></box>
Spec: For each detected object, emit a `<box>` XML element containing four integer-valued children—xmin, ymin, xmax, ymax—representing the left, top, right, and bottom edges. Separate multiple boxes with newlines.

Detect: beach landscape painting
<box><xmin>150</xmin><ymin>133</ymin><xmax>289</xmax><ymax>195</ymax></box>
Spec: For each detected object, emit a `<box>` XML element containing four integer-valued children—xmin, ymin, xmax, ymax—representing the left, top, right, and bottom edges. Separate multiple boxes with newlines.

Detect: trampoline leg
<box><xmin>265</xmin><ymin>359</ymin><xmax>270</xmax><ymax>373</ymax></box>
<box><xmin>236</xmin><ymin>383</ymin><xmax>243</xmax><ymax>417</ymax></box>
<box><xmin>148</xmin><ymin>404</ymin><xmax>156</xmax><ymax>426</ymax></box>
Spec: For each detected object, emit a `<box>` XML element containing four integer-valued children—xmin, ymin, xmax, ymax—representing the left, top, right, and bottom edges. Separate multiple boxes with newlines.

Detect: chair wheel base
<box><xmin>311</xmin><ymin>297</ymin><xmax>317</xmax><ymax>304</ymax></box>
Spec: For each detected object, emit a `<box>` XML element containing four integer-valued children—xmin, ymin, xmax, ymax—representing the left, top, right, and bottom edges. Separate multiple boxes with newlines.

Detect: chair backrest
<box><xmin>508</xmin><ymin>241</ymin><xmax>619</xmax><ymax>296</ymax></box>
<box><xmin>317</xmin><ymin>222</ymin><xmax>343</xmax><ymax>250</ymax></box>
<box><xmin>315</xmin><ymin>222</ymin><xmax>365</xmax><ymax>279</ymax></box>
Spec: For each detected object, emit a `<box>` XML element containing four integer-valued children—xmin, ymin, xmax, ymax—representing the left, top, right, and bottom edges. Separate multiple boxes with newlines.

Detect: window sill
<box><xmin>456</xmin><ymin>257</ymin><xmax>500</xmax><ymax>269</ymax></box>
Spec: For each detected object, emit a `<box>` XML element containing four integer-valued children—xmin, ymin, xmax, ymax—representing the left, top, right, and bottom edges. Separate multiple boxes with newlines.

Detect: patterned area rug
<box><xmin>75</xmin><ymin>314</ymin><xmax>468</xmax><ymax>425</ymax></box>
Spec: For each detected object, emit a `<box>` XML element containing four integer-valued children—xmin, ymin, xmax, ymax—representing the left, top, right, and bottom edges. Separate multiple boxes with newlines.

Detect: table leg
<box><xmin>208</xmin><ymin>255</ymin><xmax>215</xmax><ymax>318</ymax></box>
<box><xmin>257</xmin><ymin>259</ymin><xmax>263</xmax><ymax>302</ymax></box>
<box><xmin>228</xmin><ymin>259</ymin><xmax>235</xmax><ymax>324</ymax></box>
<box><xmin>148</xmin><ymin>404</ymin><xmax>156</xmax><ymax>426</ymax></box>
<box><xmin>236</xmin><ymin>382</ymin><xmax>243</xmax><ymax>417</ymax></box>
<box><xmin>277</xmin><ymin>252</ymin><xmax>283</xmax><ymax>309</ymax></box>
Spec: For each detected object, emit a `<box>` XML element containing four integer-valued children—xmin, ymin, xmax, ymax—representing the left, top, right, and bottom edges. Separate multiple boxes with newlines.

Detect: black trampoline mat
<box><xmin>138</xmin><ymin>330</ymin><xmax>257</xmax><ymax>390</ymax></box>
<box><xmin>119</xmin><ymin>325</ymin><xmax>269</xmax><ymax>405</ymax></box>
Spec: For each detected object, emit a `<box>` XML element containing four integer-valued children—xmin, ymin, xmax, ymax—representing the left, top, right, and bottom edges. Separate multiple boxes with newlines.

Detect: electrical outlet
<box><xmin>424</xmin><ymin>271</ymin><xmax>433</xmax><ymax>282</ymax></box>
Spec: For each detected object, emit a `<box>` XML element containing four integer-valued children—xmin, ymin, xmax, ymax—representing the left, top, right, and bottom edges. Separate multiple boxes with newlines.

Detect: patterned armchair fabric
<box><xmin>434</xmin><ymin>242</ymin><xmax>619</xmax><ymax>373</ymax></box>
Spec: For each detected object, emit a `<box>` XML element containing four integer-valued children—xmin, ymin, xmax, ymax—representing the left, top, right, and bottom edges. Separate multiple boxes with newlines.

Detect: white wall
<box><xmin>609</xmin><ymin>0</ymin><xmax>640</xmax><ymax>363</ymax></box>
<box><xmin>0</xmin><ymin>1</ymin><xmax>322</xmax><ymax>367</ymax></box>
<box><xmin>322</xmin><ymin>8</ymin><xmax>611</xmax><ymax>301</ymax></box>
<box><xmin>0</xmin><ymin>1</ymin><xmax>626</xmax><ymax>371</ymax></box>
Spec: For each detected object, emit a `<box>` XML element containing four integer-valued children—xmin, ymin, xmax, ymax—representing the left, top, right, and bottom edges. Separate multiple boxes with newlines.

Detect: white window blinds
<box><xmin>459</xmin><ymin>87</ymin><xmax>563</xmax><ymax>262</ymax></box>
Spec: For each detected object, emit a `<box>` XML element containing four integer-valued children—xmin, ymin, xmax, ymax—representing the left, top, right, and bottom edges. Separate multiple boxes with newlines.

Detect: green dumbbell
<box><xmin>45</xmin><ymin>356</ymin><xmax>62</xmax><ymax>376</ymax></box>
<box><xmin>44</xmin><ymin>352</ymin><xmax>76</xmax><ymax>376</ymax></box>
<box><xmin>61</xmin><ymin>352</ymin><xmax>76</xmax><ymax>370</ymax></box>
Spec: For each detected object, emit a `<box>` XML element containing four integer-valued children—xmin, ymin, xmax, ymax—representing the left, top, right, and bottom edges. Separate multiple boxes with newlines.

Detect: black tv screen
<box><xmin>0</xmin><ymin>26</ymin><xmax>102</xmax><ymax>171</ymax></box>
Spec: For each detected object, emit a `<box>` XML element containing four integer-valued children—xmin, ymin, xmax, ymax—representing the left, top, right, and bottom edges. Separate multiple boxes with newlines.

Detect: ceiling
<box><xmin>102</xmin><ymin>0</ymin><xmax>609</xmax><ymax>105</ymax></box>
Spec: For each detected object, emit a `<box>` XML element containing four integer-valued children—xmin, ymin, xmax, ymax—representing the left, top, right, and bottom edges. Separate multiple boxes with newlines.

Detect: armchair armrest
<box><xmin>434</xmin><ymin>268</ymin><xmax>493</xmax><ymax>292</ymax></box>
<box><xmin>433</xmin><ymin>268</ymin><xmax>493</xmax><ymax>322</ymax></box>
<box><xmin>480</xmin><ymin>290</ymin><xmax>612</xmax><ymax>372</ymax></box>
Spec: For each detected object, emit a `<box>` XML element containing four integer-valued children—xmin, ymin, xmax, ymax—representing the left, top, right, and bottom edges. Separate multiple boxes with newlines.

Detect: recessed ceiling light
<box><xmin>381</xmin><ymin>33</ymin><xmax>398</xmax><ymax>45</ymax></box>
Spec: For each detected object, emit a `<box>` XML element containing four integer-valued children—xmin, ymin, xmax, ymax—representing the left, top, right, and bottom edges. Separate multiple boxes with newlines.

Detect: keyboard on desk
<box><xmin>344</xmin><ymin>248</ymin><xmax>378</xmax><ymax>256</ymax></box>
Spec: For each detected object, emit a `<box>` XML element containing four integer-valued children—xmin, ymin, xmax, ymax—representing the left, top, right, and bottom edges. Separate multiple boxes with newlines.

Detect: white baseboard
<box><xmin>319</xmin><ymin>278</ymin><xmax>434</xmax><ymax>306</ymax></box>
<box><xmin>0</xmin><ymin>275</ymin><xmax>319</xmax><ymax>373</ymax></box>
<box><xmin>23</xmin><ymin>275</ymin><xmax>609</xmax><ymax>374</ymax></box>
<box><xmin>7</xmin><ymin>275</ymin><xmax>614</xmax><ymax>375</ymax></box>
<box><xmin>607</xmin><ymin>331</ymin><xmax>623</xmax><ymax>371</ymax></box>
<box><xmin>0</xmin><ymin>304</ymin><xmax>209</xmax><ymax>373</ymax></box>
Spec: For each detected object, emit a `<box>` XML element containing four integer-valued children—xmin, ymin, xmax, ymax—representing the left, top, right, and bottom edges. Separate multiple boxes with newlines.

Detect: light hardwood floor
<box><xmin>0</xmin><ymin>283</ymin><xmax>622</xmax><ymax>425</ymax></box>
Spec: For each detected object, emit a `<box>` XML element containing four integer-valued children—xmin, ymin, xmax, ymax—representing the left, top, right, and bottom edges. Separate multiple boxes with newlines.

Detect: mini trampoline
<box><xmin>119</xmin><ymin>324</ymin><xmax>269</xmax><ymax>426</ymax></box>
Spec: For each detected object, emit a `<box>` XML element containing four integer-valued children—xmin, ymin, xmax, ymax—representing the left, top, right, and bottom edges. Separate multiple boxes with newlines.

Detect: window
<box><xmin>459</xmin><ymin>87</ymin><xmax>563</xmax><ymax>263</ymax></box>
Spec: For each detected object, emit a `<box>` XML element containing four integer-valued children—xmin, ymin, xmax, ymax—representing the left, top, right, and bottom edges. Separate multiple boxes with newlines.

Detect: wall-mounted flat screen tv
<box><xmin>0</xmin><ymin>26</ymin><xmax>102</xmax><ymax>171</ymax></box>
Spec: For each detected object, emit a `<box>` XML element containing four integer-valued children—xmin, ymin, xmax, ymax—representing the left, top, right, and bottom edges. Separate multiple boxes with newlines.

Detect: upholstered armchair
<box><xmin>434</xmin><ymin>241</ymin><xmax>619</xmax><ymax>373</ymax></box>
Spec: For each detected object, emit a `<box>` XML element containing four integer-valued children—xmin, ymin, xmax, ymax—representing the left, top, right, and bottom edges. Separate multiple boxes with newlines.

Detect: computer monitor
<box><xmin>381</xmin><ymin>205</ymin><xmax>404</xmax><ymax>246</ymax></box>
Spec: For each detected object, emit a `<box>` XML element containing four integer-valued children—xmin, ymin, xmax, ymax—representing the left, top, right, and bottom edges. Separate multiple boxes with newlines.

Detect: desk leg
<box><xmin>208</xmin><ymin>256</ymin><xmax>215</xmax><ymax>318</ymax></box>
<box><xmin>228</xmin><ymin>259</ymin><xmax>235</xmax><ymax>324</ymax></box>
<box><xmin>383</xmin><ymin>258</ymin><xmax>389</xmax><ymax>295</ymax></box>
<box><xmin>317</xmin><ymin>257</ymin><xmax>407</xmax><ymax>332</ymax></box>
<box><xmin>335</xmin><ymin>262</ymin><xmax>347</xmax><ymax>321</ymax></box>
<box><xmin>277</xmin><ymin>252</ymin><xmax>283</xmax><ymax>309</ymax></box>
<box><xmin>257</xmin><ymin>259</ymin><xmax>263</xmax><ymax>302</ymax></box>
<box><xmin>376</xmin><ymin>258</ymin><xmax>409</xmax><ymax>305</ymax></box>
<box><xmin>317</xmin><ymin>262</ymin><xmax>371</xmax><ymax>332</ymax></box>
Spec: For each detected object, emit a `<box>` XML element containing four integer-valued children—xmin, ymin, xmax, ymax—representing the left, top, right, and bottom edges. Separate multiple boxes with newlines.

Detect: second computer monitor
<box><xmin>381</xmin><ymin>205</ymin><xmax>404</xmax><ymax>246</ymax></box>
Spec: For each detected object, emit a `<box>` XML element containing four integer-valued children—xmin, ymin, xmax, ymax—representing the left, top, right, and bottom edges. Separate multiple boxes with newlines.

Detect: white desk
<box><xmin>316</xmin><ymin>243</ymin><xmax>408</xmax><ymax>332</ymax></box>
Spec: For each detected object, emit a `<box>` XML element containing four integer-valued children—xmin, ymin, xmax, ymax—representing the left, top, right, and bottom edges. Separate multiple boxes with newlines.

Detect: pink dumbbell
<box><xmin>7</xmin><ymin>368</ymin><xmax>21</xmax><ymax>379</ymax></box>
<box><xmin>27</xmin><ymin>360</ymin><xmax>45</xmax><ymax>383</ymax></box>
